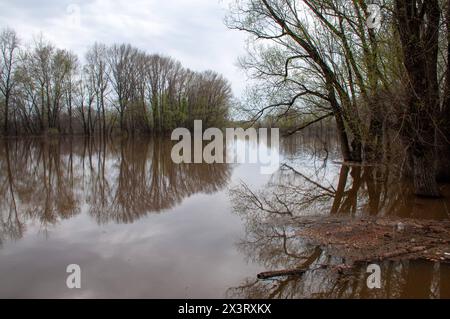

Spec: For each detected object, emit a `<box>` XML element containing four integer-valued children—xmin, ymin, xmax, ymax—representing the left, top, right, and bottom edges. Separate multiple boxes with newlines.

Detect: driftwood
<box><xmin>257</xmin><ymin>264</ymin><xmax>352</xmax><ymax>280</ymax></box>
<box><xmin>372</xmin><ymin>246</ymin><xmax>429</xmax><ymax>261</ymax></box>
<box><xmin>257</xmin><ymin>268</ymin><xmax>309</xmax><ymax>280</ymax></box>
<box><xmin>256</xmin><ymin>218</ymin><xmax>450</xmax><ymax>281</ymax></box>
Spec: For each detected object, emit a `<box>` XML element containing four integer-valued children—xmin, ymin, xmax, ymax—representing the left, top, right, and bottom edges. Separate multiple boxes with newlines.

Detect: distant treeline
<box><xmin>0</xmin><ymin>28</ymin><xmax>232</xmax><ymax>136</ymax></box>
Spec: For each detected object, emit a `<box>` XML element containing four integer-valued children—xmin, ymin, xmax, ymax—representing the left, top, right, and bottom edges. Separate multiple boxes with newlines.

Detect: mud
<box><xmin>295</xmin><ymin>217</ymin><xmax>450</xmax><ymax>264</ymax></box>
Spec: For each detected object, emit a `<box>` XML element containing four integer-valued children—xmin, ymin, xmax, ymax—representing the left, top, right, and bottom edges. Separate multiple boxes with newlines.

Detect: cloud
<box><xmin>0</xmin><ymin>0</ymin><xmax>247</xmax><ymax>97</ymax></box>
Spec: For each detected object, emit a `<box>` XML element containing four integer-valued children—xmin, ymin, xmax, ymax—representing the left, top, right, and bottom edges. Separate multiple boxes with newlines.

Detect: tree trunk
<box><xmin>437</xmin><ymin>0</ymin><xmax>450</xmax><ymax>182</ymax></box>
<box><xmin>364</xmin><ymin>113</ymin><xmax>383</xmax><ymax>162</ymax></box>
<box><xmin>334</xmin><ymin>112</ymin><xmax>352</xmax><ymax>162</ymax></box>
<box><xmin>101</xmin><ymin>94</ymin><xmax>106</xmax><ymax>138</ymax></box>
<box><xmin>395</xmin><ymin>0</ymin><xmax>441</xmax><ymax>197</ymax></box>
<box><xmin>68</xmin><ymin>93</ymin><xmax>73</xmax><ymax>135</ymax></box>
<box><xmin>327</xmin><ymin>79</ymin><xmax>353</xmax><ymax>162</ymax></box>
<box><xmin>4</xmin><ymin>94</ymin><xmax>9</xmax><ymax>136</ymax></box>
<box><xmin>119</xmin><ymin>109</ymin><xmax>124</xmax><ymax>133</ymax></box>
<box><xmin>412</xmin><ymin>148</ymin><xmax>440</xmax><ymax>197</ymax></box>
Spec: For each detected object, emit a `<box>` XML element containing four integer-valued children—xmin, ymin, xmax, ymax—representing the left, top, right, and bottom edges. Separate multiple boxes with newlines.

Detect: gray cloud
<box><xmin>0</xmin><ymin>0</ymin><xmax>247</xmax><ymax>97</ymax></box>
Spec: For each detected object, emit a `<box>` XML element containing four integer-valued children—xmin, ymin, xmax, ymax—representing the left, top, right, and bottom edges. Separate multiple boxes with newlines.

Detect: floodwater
<box><xmin>0</xmin><ymin>131</ymin><xmax>449</xmax><ymax>298</ymax></box>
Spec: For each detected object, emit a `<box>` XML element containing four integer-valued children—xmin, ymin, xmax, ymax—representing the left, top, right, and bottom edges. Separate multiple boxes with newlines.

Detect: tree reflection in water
<box><xmin>0</xmin><ymin>137</ymin><xmax>232</xmax><ymax>245</ymax></box>
<box><xmin>229</xmin><ymin>131</ymin><xmax>450</xmax><ymax>299</ymax></box>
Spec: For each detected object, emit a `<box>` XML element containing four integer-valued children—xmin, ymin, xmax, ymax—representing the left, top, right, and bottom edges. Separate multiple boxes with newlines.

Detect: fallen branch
<box><xmin>257</xmin><ymin>264</ymin><xmax>353</xmax><ymax>280</ymax></box>
<box><xmin>373</xmin><ymin>245</ymin><xmax>429</xmax><ymax>261</ymax></box>
<box><xmin>257</xmin><ymin>268</ymin><xmax>310</xmax><ymax>280</ymax></box>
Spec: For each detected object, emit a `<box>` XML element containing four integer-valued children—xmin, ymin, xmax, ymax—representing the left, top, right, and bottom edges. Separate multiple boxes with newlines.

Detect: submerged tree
<box><xmin>227</xmin><ymin>0</ymin><xmax>450</xmax><ymax>197</ymax></box>
<box><xmin>227</xmin><ymin>0</ymin><xmax>397</xmax><ymax>162</ymax></box>
<box><xmin>395</xmin><ymin>0</ymin><xmax>441</xmax><ymax>196</ymax></box>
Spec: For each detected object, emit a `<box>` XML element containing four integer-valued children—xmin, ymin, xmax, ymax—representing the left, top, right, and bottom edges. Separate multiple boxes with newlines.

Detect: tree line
<box><xmin>227</xmin><ymin>0</ymin><xmax>450</xmax><ymax>197</ymax></box>
<box><xmin>0</xmin><ymin>29</ymin><xmax>232</xmax><ymax>137</ymax></box>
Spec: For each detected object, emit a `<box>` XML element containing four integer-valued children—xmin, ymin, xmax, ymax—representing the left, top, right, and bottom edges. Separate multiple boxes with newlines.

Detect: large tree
<box><xmin>395</xmin><ymin>0</ymin><xmax>441</xmax><ymax>197</ymax></box>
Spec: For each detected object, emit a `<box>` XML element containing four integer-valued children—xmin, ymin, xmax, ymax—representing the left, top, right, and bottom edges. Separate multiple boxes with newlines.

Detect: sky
<box><xmin>0</xmin><ymin>0</ymin><xmax>248</xmax><ymax>97</ymax></box>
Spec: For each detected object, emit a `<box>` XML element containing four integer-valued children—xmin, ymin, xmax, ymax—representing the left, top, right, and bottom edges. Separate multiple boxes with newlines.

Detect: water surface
<box><xmin>0</xmin><ymin>132</ymin><xmax>449</xmax><ymax>298</ymax></box>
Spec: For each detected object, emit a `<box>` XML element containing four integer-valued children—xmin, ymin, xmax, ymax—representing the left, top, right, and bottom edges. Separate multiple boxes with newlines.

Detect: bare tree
<box><xmin>1</xmin><ymin>31</ymin><xmax>233</xmax><ymax>136</ymax></box>
<box><xmin>86</xmin><ymin>43</ymin><xmax>109</xmax><ymax>137</ymax></box>
<box><xmin>107</xmin><ymin>44</ymin><xmax>138</xmax><ymax>134</ymax></box>
<box><xmin>0</xmin><ymin>28</ymin><xmax>19</xmax><ymax>135</ymax></box>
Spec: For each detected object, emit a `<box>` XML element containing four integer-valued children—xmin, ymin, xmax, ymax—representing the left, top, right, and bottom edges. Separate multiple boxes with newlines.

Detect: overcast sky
<box><xmin>0</xmin><ymin>0</ymin><xmax>248</xmax><ymax>97</ymax></box>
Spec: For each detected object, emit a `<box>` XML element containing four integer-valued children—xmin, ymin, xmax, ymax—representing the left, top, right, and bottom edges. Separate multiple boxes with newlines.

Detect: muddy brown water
<box><xmin>0</xmin><ymin>132</ymin><xmax>449</xmax><ymax>298</ymax></box>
